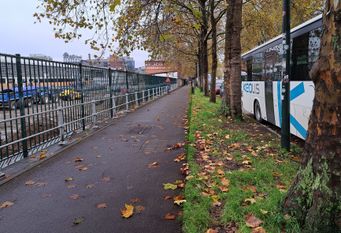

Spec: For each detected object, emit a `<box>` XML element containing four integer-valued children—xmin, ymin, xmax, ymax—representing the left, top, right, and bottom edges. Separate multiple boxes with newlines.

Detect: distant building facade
<box><xmin>30</xmin><ymin>54</ymin><xmax>53</xmax><ymax>61</ymax></box>
<box><xmin>145</xmin><ymin>60</ymin><xmax>178</xmax><ymax>79</ymax></box>
<box><xmin>63</xmin><ymin>53</ymin><xmax>82</xmax><ymax>63</ymax></box>
<box><xmin>108</xmin><ymin>55</ymin><xmax>135</xmax><ymax>71</ymax></box>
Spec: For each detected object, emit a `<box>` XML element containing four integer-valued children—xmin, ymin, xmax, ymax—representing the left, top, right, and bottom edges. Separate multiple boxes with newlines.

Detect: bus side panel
<box><xmin>241</xmin><ymin>81</ymin><xmax>266</xmax><ymax>120</ymax></box>
<box><xmin>273</xmin><ymin>81</ymin><xmax>298</xmax><ymax>137</ymax></box>
<box><xmin>290</xmin><ymin>81</ymin><xmax>314</xmax><ymax>139</ymax></box>
<box><xmin>273</xmin><ymin>81</ymin><xmax>314</xmax><ymax>140</ymax></box>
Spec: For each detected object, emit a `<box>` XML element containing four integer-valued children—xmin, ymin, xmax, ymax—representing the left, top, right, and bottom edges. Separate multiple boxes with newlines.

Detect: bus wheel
<box><xmin>254</xmin><ymin>100</ymin><xmax>262</xmax><ymax>122</ymax></box>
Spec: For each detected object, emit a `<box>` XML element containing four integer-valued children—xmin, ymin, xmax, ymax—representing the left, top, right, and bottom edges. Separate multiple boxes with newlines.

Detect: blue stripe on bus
<box><xmin>290</xmin><ymin>114</ymin><xmax>308</xmax><ymax>138</ymax></box>
<box><xmin>277</xmin><ymin>81</ymin><xmax>282</xmax><ymax>127</ymax></box>
<box><xmin>290</xmin><ymin>82</ymin><xmax>305</xmax><ymax>101</ymax></box>
<box><xmin>277</xmin><ymin>81</ymin><xmax>307</xmax><ymax>139</ymax></box>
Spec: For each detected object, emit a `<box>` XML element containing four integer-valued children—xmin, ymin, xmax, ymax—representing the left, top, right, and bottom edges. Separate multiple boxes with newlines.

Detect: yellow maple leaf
<box><xmin>174</xmin><ymin>199</ymin><xmax>186</xmax><ymax>206</ymax></box>
<box><xmin>121</xmin><ymin>204</ymin><xmax>134</xmax><ymax>218</ymax></box>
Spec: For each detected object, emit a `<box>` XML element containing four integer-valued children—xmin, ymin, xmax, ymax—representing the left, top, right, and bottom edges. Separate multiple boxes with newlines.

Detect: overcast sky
<box><xmin>0</xmin><ymin>0</ymin><xmax>149</xmax><ymax>67</ymax></box>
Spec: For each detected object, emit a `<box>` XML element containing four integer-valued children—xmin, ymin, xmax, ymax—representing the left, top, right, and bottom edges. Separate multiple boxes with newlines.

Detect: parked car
<box><xmin>59</xmin><ymin>89</ymin><xmax>81</xmax><ymax>101</ymax></box>
<box><xmin>215</xmin><ymin>79</ymin><xmax>224</xmax><ymax>95</ymax></box>
<box><xmin>0</xmin><ymin>86</ymin><xmax>37</xmax><ymax>110</ymax></box>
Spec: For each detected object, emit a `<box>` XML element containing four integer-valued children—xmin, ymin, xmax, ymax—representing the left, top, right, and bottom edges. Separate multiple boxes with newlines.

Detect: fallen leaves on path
<box><xmin>174</xmin><ymin>199</ymin><xmax>186</xmax><ymax>206</ymax></box>
<box><xmin>163</xmin><ymin>183</ymin><xmax>178</xmax><ymax>190</ymax></box>
<box><xmin>0</xmin><ymin>201</ymin><xmax>14</xmax><ymax>209</ymax></box>
<box><xmin>173</xmin><ymin>195</ymin><xmax>186</xmax><ymax>205</ymax></box>
<box><xmin>74</xmin><ymin>157</ymin><xmax>84</xmax><ymax>163</ymax></box>
<box><xmin>39</xmin><ymin>150</ymin><xmax>47</xmax><ymax>160</ymax></box>
<box><xmin>164</xmin><ymin>213</ymin><xmax>176</xmax><ymax>220</ymax></box>
<box><xmin>130</xmin><ymin>198</ymin><xmax>141</xmax><ymax>203</ymax></box>
<box><xmin>73</xmin><ymin>217</ymin><xmax>84</xmax><ymax>225</ymax></box>
<box><xmin>65</xmin><ymin>177</ymin><xmax>74</xmax><ymax>182</ymax></box>
<box><xmin>180</xmin><ymin>163</ymin><xmax>190</xmax><ymax>176</ymax></box>
<box><xmin>96</xmin><ymin>203</ymin><xmax>107</xmax><ymax>209</ymax></box>
<box><xmin>174</xmin><ymin>153</ymin><xmax>186</xmax><ymax>162</ymax></box>
<box><xmin>164</xmin><ymin>195</ymin><xmax>173</xmax><ymax>200</ymax></box>
<box><xmin>102</xmin><ymin>176</ymin><xmax>111</xmax><ymax>182</ymax></box>
<box><xmin>75</xmin><ymin>163</ymin><xmax>89</xmax><ymax>171</ymax></box>
<box><xmin>84</xmin><ymin>184</ymin><xmax>94</xmax><ymax>190</ymax></box>
<box><xmin>166</xmin><ymin>142</ymin><xmax>185</xmax><ymax>151</ymax></box>
<box><xmin>148</xmin><ymin>162</ymin><xmax>159</xmax><ymax>168</ymax></box>
<box><xmin>135</xmin><ymin>205</ymin><xmax>145</xmax><ymax>214</ymax></box>
<box><xmin>245</xmin><ymin>214</ymin><xmax>263</xmax><ymax>228</ymax></box>
<box><xmin>69</xmin><ymin>194</ymin><xmax>80</xmax><ymax>200</ymax></box>
<box><xmin>25</xmin><ymin>180</ymin><xmax>35</xmax><ymax>186</ymax></box>
<box><xmin>121</xmin><ymin>204</ymin><xmax>134</xmax><ymax>218</ymax></box>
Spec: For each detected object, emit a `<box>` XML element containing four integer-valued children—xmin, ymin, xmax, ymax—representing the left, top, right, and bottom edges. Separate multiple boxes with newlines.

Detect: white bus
<box><xmin>241</xmin><ymin>15</ymin><xmax>322</xmax><ymax>140</ymax></box>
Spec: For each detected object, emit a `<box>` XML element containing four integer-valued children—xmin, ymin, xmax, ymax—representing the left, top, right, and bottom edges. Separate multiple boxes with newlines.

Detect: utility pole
<box><xmin>281</xmin><ymin>0</ymin><xmax>291</xmax><ymax>150</ymax></box>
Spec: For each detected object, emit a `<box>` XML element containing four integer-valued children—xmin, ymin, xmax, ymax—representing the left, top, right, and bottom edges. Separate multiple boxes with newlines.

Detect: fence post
<box><xmin>91</xmin><ymin>100</ymin><xmax>98</xmax><ymax>128</ymax></box>
<box><xmin>79</xmin><ymin>63</ymin><xmax>85</xmax><ymax>131</ymax></box>
<box><xmin>112</xmin><ymin>96</ymin><xmax>117</xmax><ymax>117</ymax></box>
<box><xmin>125</xmin><ymin>70</ymin><xmax>129</xmax><ymax>91</ymax></box>
<box><xmin>57</xmin><ymin>108</ymin><xmax>66</xmax><ymax>144</ymax></box>
<box><xmin>148</xmin><ymin>89</ymin><xmax>151</xmax><ymax>101</ymax></box>
<box><xmin>153</xmin><ymin>88</ymin><xmax>155</xmax><ymax>99</ymax></box>
<box><xmin>125</xmin><ymin>93</ymin><xmax>129</xmax><ymax>111</ymax></box>
<box><xmin>142</xmin><ymin>90</ymin><xmax>145</xmax><ymax>103</ymax></box>
<box><xmin>135</xmin><ymin>92</ymin><xmax>138</xmax><ymax>107</ymax></box>
<box><xmin>108</xmin><ymin>68</ymin><xmax>113</xmax><ymax>118</ymax></box>
<box><xmin>15</xmin><ymin>54</ymin><xmax>28</xmax><ymax>158</ymax></box>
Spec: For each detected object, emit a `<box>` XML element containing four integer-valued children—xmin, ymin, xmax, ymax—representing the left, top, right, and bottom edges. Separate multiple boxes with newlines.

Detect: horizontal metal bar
<box><xmin>0</xmin><ymin>88</ymin><xmax>164</xmax><ymax>150</ymax></box>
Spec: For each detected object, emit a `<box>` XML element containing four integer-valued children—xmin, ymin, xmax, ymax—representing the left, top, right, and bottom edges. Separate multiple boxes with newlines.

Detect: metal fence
<box><xmin>0</xmin><ymin>53</ymin><xmax>177</xmax><ymax>169</ymax></box>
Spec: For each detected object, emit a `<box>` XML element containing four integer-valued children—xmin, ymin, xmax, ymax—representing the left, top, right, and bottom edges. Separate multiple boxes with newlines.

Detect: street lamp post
<box><xmin>281</xmin><ymin>0</ymin><xmax>291</xmax><ymax>150</ymax></box>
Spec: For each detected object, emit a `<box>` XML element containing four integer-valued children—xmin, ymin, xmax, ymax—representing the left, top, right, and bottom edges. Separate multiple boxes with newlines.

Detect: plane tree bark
<box><xmin>210</xmin><ymin>0</ymin><xmax>218</xmax><ymax>103</ymax></box>
<box><xmin>223</xmin><ymin>0</ymin><xmax>242</xmax><ymax>118</ymax></box>
<box><xmin>283</xmin><ymin>1</ymin><xmax>341</xmax><ymax>232</ymax></box>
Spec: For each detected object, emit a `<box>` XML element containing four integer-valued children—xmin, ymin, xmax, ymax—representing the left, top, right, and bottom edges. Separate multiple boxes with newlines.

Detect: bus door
<box><xmin>265</xmin><ymin>80</ymin><xmax>275</xmax><ymax>124</ymax></box>
<box><xmin>264</xmin><ymin>52</ymin><xmax>276</xmax><ymax>125</ymax></box>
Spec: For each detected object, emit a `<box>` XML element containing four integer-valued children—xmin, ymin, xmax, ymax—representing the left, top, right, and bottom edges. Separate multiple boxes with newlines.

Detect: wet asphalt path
<box><xmin>0</xmin><ymin>86</ymin><xmax>189</xmax><ymax>233</ymax></box>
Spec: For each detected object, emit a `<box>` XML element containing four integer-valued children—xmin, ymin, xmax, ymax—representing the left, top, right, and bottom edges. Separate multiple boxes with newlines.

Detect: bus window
<box><xmin>252</xmin><ymin>52</ymin><xmax>264</xmax><ymax>81</ymax></box>
<box><xmin>247</xmin><ymin>59</ymin><xmax>252</xmax><ymax>81</ymax></box>
<box><xmin>292</xmin><ymin>33</ymin><xmax>309</xmax><ymax>81</ymax></box>
<box><xmin>308</xmin><ymin>27</ymin><xmax>322</xmax><ymax>69</ymax></box>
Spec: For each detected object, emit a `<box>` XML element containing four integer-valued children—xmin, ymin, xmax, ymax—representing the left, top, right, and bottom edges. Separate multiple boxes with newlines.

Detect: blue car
<box><xmin>0</xmin><ymin>86</ymin><xmax>37</xmax><ymax>109</ymax></box>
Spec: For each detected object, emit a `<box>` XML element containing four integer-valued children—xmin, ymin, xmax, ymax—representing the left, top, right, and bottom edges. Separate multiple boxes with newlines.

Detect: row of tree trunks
<box><xmin>210</xmin><ymin>0</ymin><xmax>217</xmax><ymax>103</ymax></box>
<box><xmin>283</xmin><ymin>1</ymin><xmax>341</xmax><ymax>232</ymax></box>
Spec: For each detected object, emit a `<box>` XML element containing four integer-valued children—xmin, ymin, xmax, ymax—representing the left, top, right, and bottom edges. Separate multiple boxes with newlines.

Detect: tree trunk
<box><xmin>229</xmin><ymin>0</ymin><xmax>242</xmax><ymax>118</ymax></box>
<box><xmin>198</xmin><ymin>46</ymin><xmax>204</xmax><ymax>92</ymax></box>
<box><xmin>199</xmin><ymin>0</ymin><xmax>209</xmax><ymax>97</ymax></box>
<box><xmin>223</xmin><ymin>0</ymin><xmax>232</xmax><ymax>114</ymax></box>
<box><xmin>283</xmin><ymin>2</ymin><xmax>341</xmax><ymax>232</ymax></box>
<box><xmin>210</xmin><ymin>0</ymin><xmax>217</xmax><ymax>103</ymax></box>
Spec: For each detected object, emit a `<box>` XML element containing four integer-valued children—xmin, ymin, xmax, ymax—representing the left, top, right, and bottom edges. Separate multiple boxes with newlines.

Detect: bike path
<box><xmin>0</xmin><ymin>86</ymin><xmax>189</xmax><ymax>233</ymax></box>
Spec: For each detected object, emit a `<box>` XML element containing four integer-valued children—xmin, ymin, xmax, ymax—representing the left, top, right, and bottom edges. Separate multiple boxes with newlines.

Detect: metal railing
<box><xmin>0</xmin><ymin>53</ymin><xmax>177</xmax><ymax>169</ymax></box>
